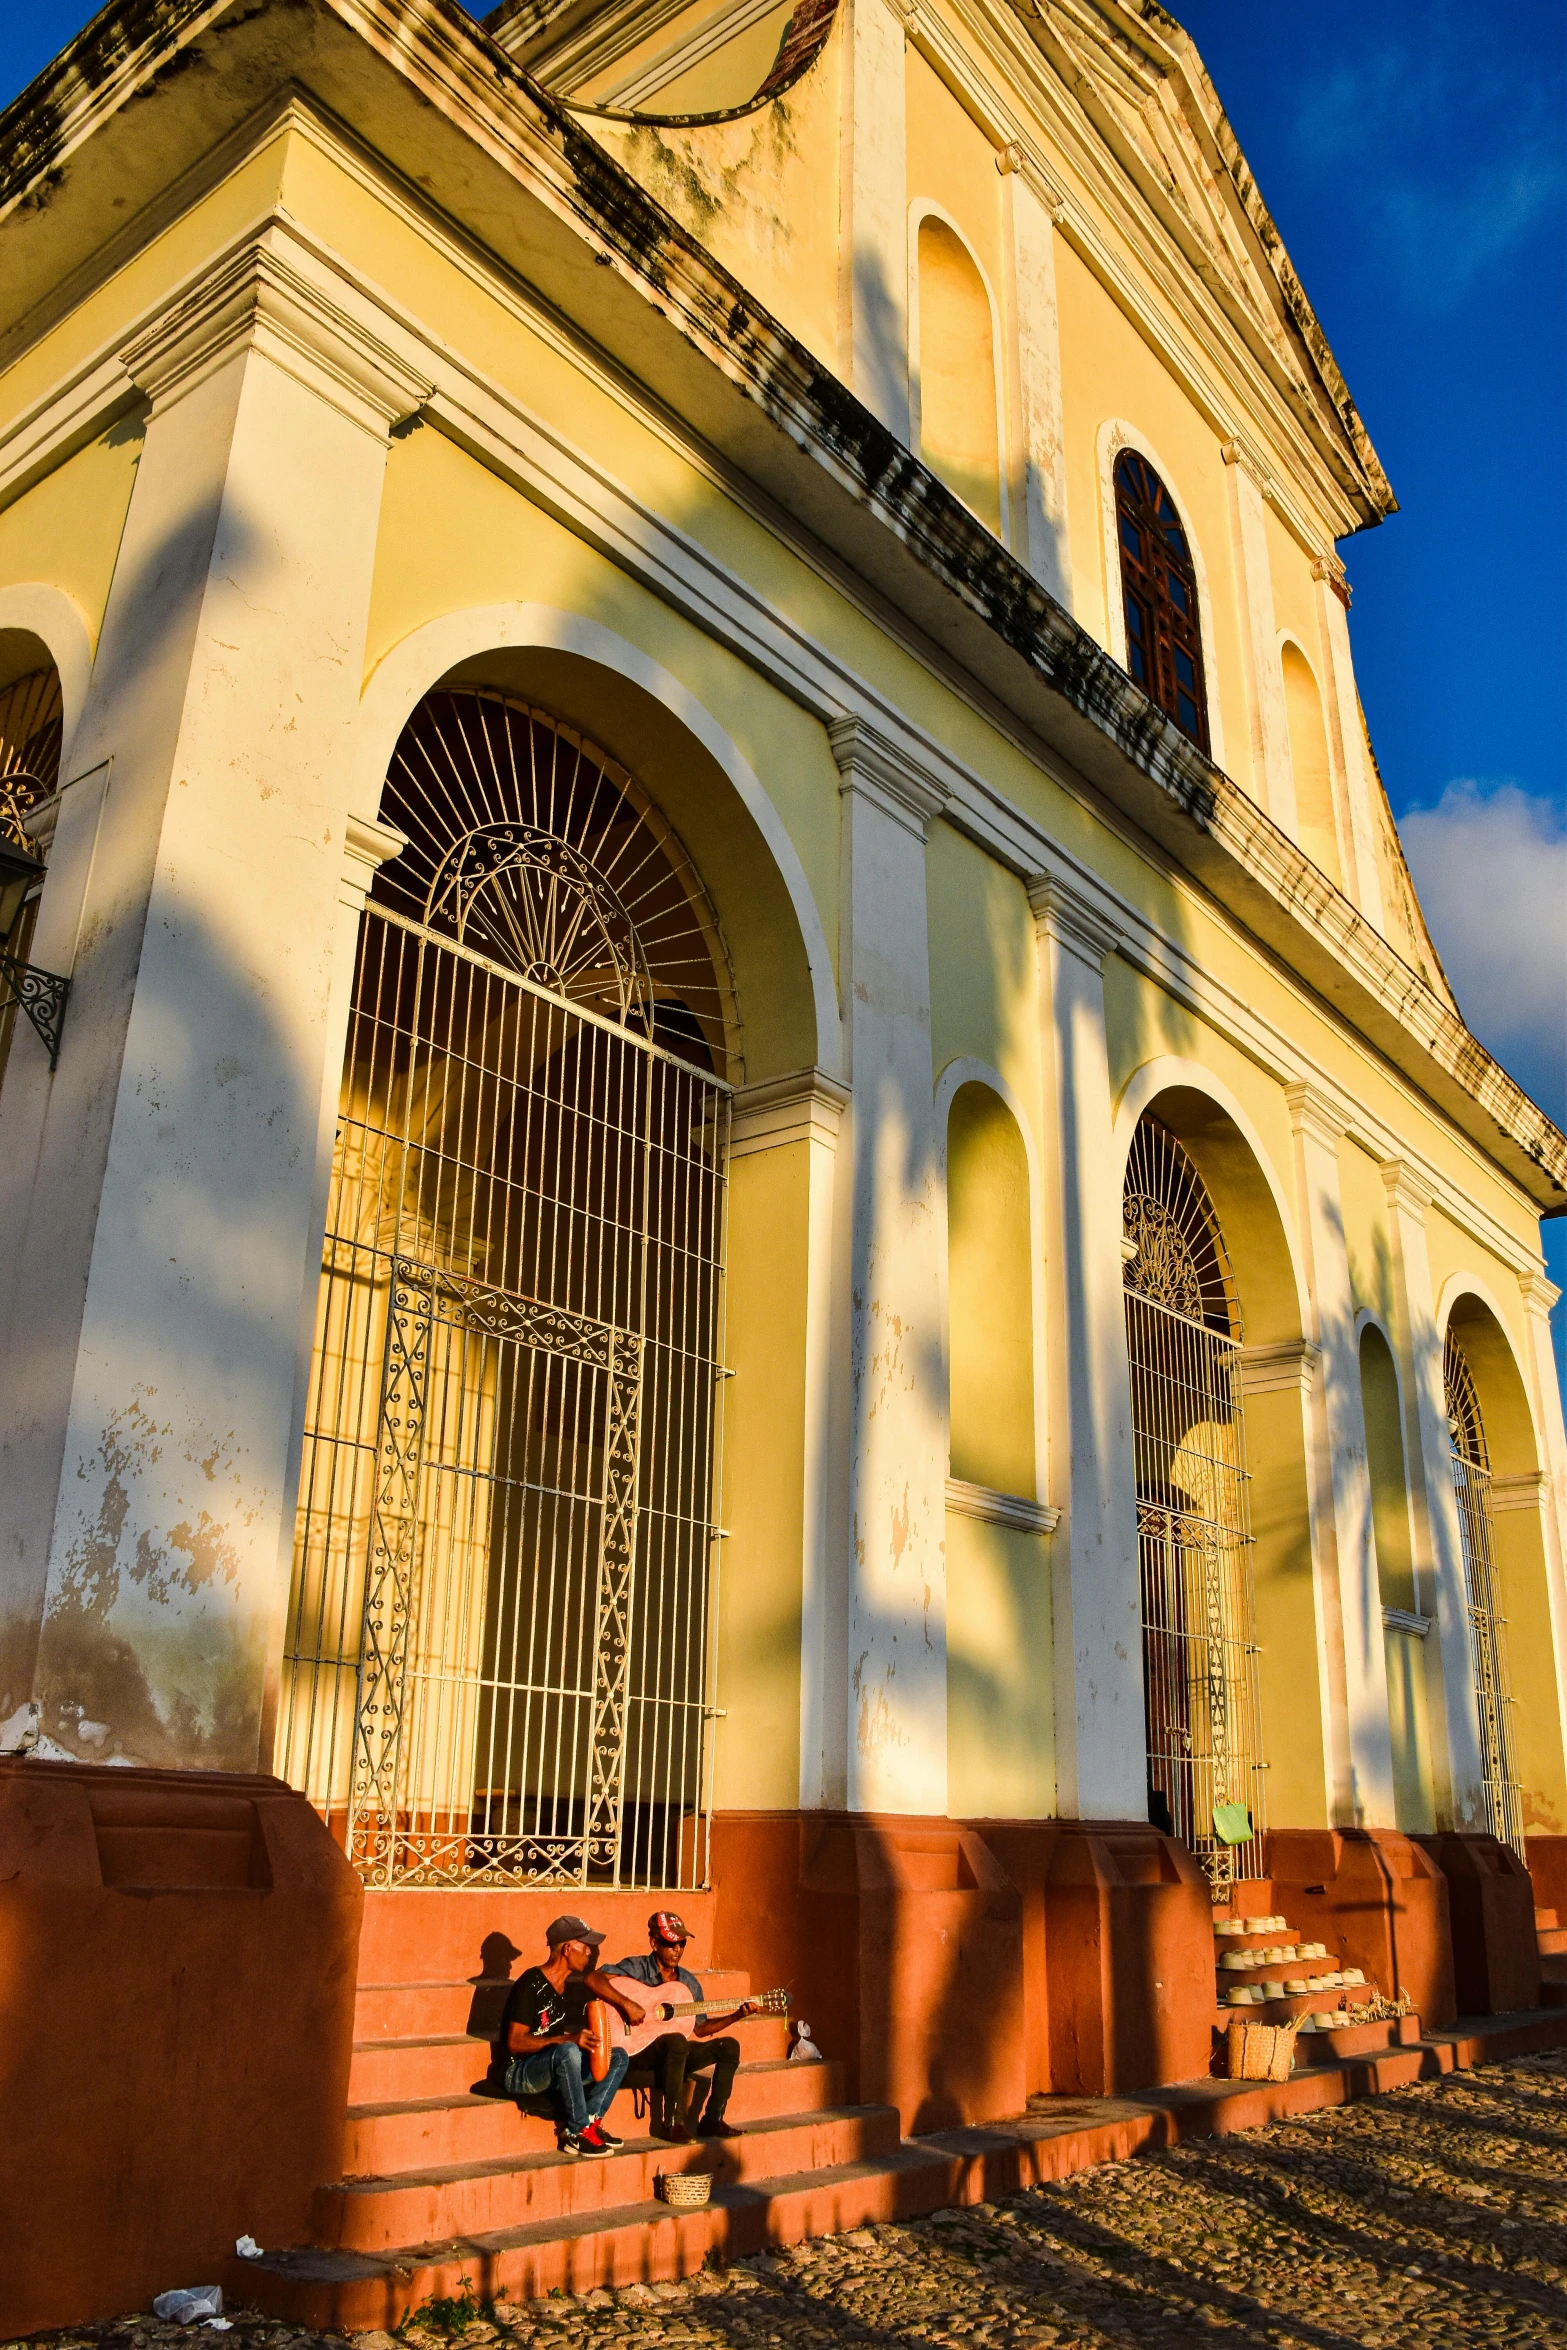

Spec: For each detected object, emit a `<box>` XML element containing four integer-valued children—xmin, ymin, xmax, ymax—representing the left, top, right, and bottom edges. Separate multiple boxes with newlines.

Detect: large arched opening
<box><xmin>1116</xmin><ymin>1076</ymin><xmax>1319</xmax><ymax>1888</ymax></box>
<box><xmin>1438</xmin><ymin>1288</ymin><xmax>1558</xmax><ymax>1857</ymax></box>
<box><xmin>279</xmin><ymin>660</ymin><xmax>782</xmax><ymax>1893</ymax></box>
<box><xmin>0</xmin><ymin>635</ymin><xmax>66</xmax><ymax>1093</ymax></box>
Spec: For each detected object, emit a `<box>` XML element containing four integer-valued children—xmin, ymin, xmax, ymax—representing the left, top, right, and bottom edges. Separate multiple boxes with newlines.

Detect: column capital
<box><xmin>829</xmin><ymin>716</ymin><xmax>949</xmax><ymax>841</ymax></box>
<box><xmin>1286</xmin><ymin>1079</ymin><xmax>1349</xmax><ymax>1150</ymax></box>
<box><xmin>1521</xmin><ymin>1266</ymin><xmax>1563</xmax><ymax>1316</ymax></box>
<box><xmin>1379</xmin><ymin>1157</ymin><xmax>1434</xmax><ymax>1222</ymax></box>
<box><xmin>340</xmin><ymin>812</ymin><xmax>408</xmax><ymax>913</ymax></box>
<box><xmin>1221</xmin><ymin>434</ymin><xmax>1274</xmax><ymax>495</ymax></box>
<box><xmin>1491</xmin><ymin>1470</ymin><xmax>1549</xmax><ymax>1515</ymax></box>
<box><xmin>1312</xmin><ymin>551</ymin><xmax>1353</xmax><ymax>608</ymax></box>
<box><xmin>1028</xmin><ymin>872</ymin><xmax>1122</xmax><ymax>970</ymax></box>
<box><xmin>730</xmin><ymin>1065</ymin><xmax>850</xmax><ymax>1158</ymax></box>
<box><xmin>123</xmin><ymin>235</ymin><xmax>433</xmax><ymax>438</ymax></box>
<box><xmin>1240</xmin><ymin>1338</ymin><xmax>1322</xmax><ymax>1397</ymax></box>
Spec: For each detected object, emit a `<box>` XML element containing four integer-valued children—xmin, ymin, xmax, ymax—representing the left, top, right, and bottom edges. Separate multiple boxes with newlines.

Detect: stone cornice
<box><xmin>729</xmin><ymin>1065</ymin><xmax>850</xmax><ymax>1158</ymax></box>
<box><xmin>122</xmin><ymin>232</ymin><xmax>433</xmax><ymax>435</ymax></box>
<box><xmin>340</xmin><ymin>811</ymin><xmax>408</xmax><ymax>910</ymax></box>
<box><xmin>1028</xmin><ymin>873</ymin><xmax>1122</xmax><ymax>972</ymax></box>
<box><xmin>829</xmin><ymin>717</ymin><xmax>950</xmax><ymax>843</ymax></box>
<box><xmin>1240</xmin><ymin>1338</ymin><xmax>1321</xmax><ymax>1397</ymax></box>
<box><xmin>1491</xmin><ymin>1472</ymin><xmax>1548</xmax><ymax>1516</ymax></box>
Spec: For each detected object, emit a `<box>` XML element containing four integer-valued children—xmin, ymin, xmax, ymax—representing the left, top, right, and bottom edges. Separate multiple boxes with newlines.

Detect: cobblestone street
<box><xmin>16</xmin><ymin>2051</ymin><xmax>1567</xmax><ymax>2350</ymax></box>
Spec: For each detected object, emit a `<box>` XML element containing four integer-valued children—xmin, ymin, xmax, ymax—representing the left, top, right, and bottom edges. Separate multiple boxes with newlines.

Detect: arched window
<box><xmin>279</xmin><ymin>689</ymin><xmax>736</xmax><ymax>1892</ymax></box>
<box><xmin>915</xmin><ymin>215</ymin><xmax>1003</xmax><ymax>538</ymax></box>
<box><xmin>946</xmin><ymin>1082</ymin><xmax>1034</xmax><ymax>1497</ymax></box>
<box><xmin>1122</xmin><ymin>1115</ymin><xmax>1264</xmax><ymax>1890</ymax></box>
<box><xmin>1114</xmin><ymin>451</ymin><xmax>1209</xmax><ymax>752</ymax></box>
<box><xmin>1281</xmin><ymin>642</ymin><xmax>1342</xmax><ymax>885</ymax></box>
<box><xmin>1445</xmin><ymin>1329</ymin><xmax>1524</xmax><ymax>1854</ymax></box>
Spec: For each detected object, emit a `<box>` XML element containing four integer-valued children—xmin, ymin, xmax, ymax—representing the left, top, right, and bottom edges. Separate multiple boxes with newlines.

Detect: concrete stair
<box><xmin>235</xmin><ymin>1957</ymin><xmax>942</xmax><ymax>2324</ymax></box>
<box><xmin>1209</xmin><ymin>1903</ymin><xmax>1413</xmax><ymax>2058</ymax></box>
<box><xmin>1537</xmin><ymin>1908</ymin><xmax>1567</xmax><ymax>2005</ymax></box>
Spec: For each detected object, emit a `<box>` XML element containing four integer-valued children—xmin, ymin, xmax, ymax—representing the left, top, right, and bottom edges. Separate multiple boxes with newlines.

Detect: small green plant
<box><xmin>400</xmin><ymin>2279</ymin><xmax>490</xmax><ymax>2337</ymax></box>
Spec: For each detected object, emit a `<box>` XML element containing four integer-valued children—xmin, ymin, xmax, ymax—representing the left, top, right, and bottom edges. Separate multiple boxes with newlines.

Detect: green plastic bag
<box><xmin>1212</xmin><ymin>1801</ymin><xmax>1252</xmax><ymax>1845</ymax></box>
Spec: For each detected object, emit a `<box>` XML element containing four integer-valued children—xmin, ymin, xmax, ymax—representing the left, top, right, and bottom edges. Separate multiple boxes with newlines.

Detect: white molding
<box><xmin>906</xmin><ymin>197</ymin><xmax>1012</xmax><ymax>548</ymax></box>
<box><xmin>355</xmin><ymin>602</ymin><xmax>843</xmax><ymax>1079</ymax></box>
<box><xmin>594</xmin><ymin>0</ymin><xmax>787</xmax><ymax>107</ymax></box>
<box><xmin>1287</xmin><ymin>1078</ymin><xmax>1350</xmax><ymax>1152</ymax></box>
<box><xmin>0</xmin><ymin>584</ymin><xmax>95</xmax><ymax>776</ymax></box>
<box><xmin>1095</xmin><ymin>416</ymin><xmax>1228</xmax><ymax>775</ymax></box>
<box><xmin>340</xmin><ymin>812</ymin><xmax>407</xmax><ymax>913</ymax></box>
<box><xmin>729</xmin><ymin>1066</ymin><xmax>850</xmax><ymax>1158</ymax></box>
<box><xmin>1491</xmin><ymin>1473</ymin><xmax>1549</xmax><ymax>1516</ymax></box>
<box><xmin>1027</xmin><ymin>871</ymin><xmax>1121</xmax><ymax>972</ymax></box>
<box><xmin>1383</xmin><ymin>1607</ymin><xmax>1432</xmax><ymax>1638</ymax></box>
<box><xmin>945</xmin><ymin>1475</ymin><xmax>1058</xmax><ymax>1535</ymax></box>
<box><xmin>829</xmin><ymin>714</ymin><xmax>950</xmax><ymax>841</ymax></box>
<box><xmin>1241</xmin><ymin>1339</ymin><xmax>1321</xmax><ymax>1397</ymax></box>
<box><xmin>122</xmin><ymin>233</ymin><xmax>432</xmax><ymax>437</ymax></box>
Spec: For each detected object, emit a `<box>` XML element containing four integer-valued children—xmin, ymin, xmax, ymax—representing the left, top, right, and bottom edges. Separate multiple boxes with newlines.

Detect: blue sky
<box><xmin>5</xmin><ymin>0</ymin><xmax>1566</xmax><ymax>1369</ymax></box>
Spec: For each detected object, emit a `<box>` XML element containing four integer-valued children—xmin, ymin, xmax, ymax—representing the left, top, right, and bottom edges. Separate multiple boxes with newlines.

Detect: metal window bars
<box><xmin>1122</xmin><ymin>1117</ymin><xmax>1266</xmax><ymax>1896</ymax></box>
<box><xmin>0</xmin><ymin>666</ymin><xmax>70</xmax><ymax>1081</ymax></box>
<box><xmin>1443</xmin><ymin>1330</ymin><xmax>1524</xmax><ymax>1859</ymax></box>
<box><xmin>277</xmin><ymin>694</ymin><xmax>735</xmax><ymax>1890</ymax></box>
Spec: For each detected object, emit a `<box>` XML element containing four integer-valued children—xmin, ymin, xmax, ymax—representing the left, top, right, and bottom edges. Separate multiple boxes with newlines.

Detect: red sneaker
<box><xmin>577</xmin><ymin>2122</ymin><xmax>615</xmax><ymax>2158</ymax></box>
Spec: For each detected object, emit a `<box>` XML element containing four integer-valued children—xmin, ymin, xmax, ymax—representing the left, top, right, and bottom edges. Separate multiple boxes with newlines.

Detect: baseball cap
<box><xmin>545</xmin><ymin>1914</ymin><xmax>606</xmax><ymax>1949</ymax></box>
<box><xmin>649</xmin><ymin>1909</ymin><xmax>689</xmax><ymax>1944</ymax></box>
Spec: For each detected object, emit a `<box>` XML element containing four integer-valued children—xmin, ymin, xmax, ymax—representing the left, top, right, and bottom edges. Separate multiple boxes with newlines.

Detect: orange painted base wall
<box><xmin>0</xmin><ymin>1760</ymin><xmax>361</xmax><ymax>2340</ymax></box>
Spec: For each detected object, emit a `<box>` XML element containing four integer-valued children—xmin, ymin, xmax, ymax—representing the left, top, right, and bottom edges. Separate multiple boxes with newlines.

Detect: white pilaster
<box><xmin>1519</xmin><ymin>1269</ymin><xmax>1567</xmax><ymax>1800</ymax></box>
<box><xmin>830</xmin><ymin>717</ymin><xmax>947</xmax><ymax>1815</ymax></box>
<box><xmin>1311</xmin><ymin>554</ymin><xmax>1386</xmax><ymax>927</ymax></box>
<box><xmin>1379</xmin><ymin>1161</ymin><xmax>1486</xmax><ymax>1826</ymax></box>
<box><xmin>0</xmin><ymin>230</ymin><xmax>428</xmax><ymax>1769</ymax></box>
<box><xmin>1221</xmin><ymin>438</ymin><xmax>1295</xmax><ymax>830</ymax></box>
<box><xmin>1287</xmin><ymin>1083</ymin><xmax>1396</xmax><ymax>1826</ymax></box>
<box><xmin>839</xmin><ymin>0</ymin><xmax>910</xmax><ymax>442</ymax></box>
<box><xmin>1029</xmin><ymin>874</ymin><xmax>1145</xmax><ymax>1822</ymax></box>
<box><xmin>728</xmin><ymin>1068</ymin><xmax>851</xmax><ymax>1811</ymax></box>
<box><xmin>998</xmin><ymin>150</ymin><xmax>1070</xmax><ymax>609</ymax></box>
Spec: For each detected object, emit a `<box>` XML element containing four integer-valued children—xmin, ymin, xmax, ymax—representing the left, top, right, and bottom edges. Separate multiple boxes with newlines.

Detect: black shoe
<box><xmin>592</xmin><ymin>2123</ymin><xmax>623</xmax><ymax>2146</ymax></box>
<box><xmin>557</xmin><ymin>2130</ymin><xmax>584</xmax><ymax>2158</ymax></box>
<box><xmin>577</xmin><ymin>2122</ymin><xmax>616</xmax><ymax>2157</ymax></box>
<box><xmin>701</xmin><ymin>2117</ymin><xmax>741</xmax><ymax>2139</ymax></box>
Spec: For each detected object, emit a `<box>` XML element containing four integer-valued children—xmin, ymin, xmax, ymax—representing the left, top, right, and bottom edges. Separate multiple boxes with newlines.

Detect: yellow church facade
<box><xmin>2</xmin><ymin>0</ymin><xmax>1566</xmax><ymax>2321</ymax></box>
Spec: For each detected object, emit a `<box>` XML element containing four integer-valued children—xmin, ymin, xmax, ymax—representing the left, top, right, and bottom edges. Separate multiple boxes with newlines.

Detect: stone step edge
<box><xmin>230</xmin><ymin>2007</ymin><xmax>1567</xmax><ymax>2328</ymax></box>
<box><xmin>331</xmin><ymin>2103</ymin><xmax>899</xmax><ymax>2194</ymax></box>
<box><xmin>349</xmin><ymin>2058</ymin><xmax>833</xmax><ymax>2122</ymax></box>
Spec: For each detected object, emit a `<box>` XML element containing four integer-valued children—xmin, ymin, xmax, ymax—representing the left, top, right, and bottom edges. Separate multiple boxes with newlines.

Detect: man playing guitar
<box><xmin>606</xmin><ymin>1911</ymin><xmax>755</xmax><ymax>2142</ymax></box>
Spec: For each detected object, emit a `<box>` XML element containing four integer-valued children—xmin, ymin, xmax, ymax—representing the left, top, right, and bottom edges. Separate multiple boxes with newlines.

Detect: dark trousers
<box><xmin>639</xmin><ymin>2031</ymin><xmax>741</xmax><ymax>2126</ymax></box>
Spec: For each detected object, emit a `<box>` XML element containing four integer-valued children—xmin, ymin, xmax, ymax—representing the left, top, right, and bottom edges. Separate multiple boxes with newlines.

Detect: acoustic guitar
<box><xmin>584</xmin><ymin>1984</ymin><xmax>790</xmax><ymax>2081</ymax></box>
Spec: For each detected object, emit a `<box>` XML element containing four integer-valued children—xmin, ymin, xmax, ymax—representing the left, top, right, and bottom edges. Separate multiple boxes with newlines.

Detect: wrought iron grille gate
<box><xmin>1444</xmin><ymin>1330</ymin><xmax>1524</xmax><ymax>1858</ymax></box>
<box><xmin>1122</xmin><ymin>1118</ymin><xmax>1266</xmax><ymax>1893</ymax></box>
<box><xmin>278</xmin><ymin>693</ymin><xmax>734</xmax><ymax>1889</ymax></box>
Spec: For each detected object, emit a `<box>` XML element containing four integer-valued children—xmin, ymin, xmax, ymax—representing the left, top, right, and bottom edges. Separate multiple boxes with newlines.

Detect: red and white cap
<box><xmin>649</xmin><ymin>1909</ymin><xmax>689</xmax><ymax>1945</ymax></box>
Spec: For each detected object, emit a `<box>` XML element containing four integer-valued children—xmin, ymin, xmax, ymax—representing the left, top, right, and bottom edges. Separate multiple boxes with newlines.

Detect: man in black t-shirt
<box><xmin>489</xmin><ymin>1915</ymin><xmax>644</xmax><ymax>2156</ymax></box>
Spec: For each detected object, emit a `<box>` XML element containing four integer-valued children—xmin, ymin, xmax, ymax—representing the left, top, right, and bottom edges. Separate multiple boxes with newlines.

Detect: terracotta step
<box><xmin>1541</xmin><ymin>1977</ymin><xmax>1567</xmax><ymax>2008</ymax></box>
<box><xmin>344</xmin><ymin>2058</ymin><xmax>848</xmax><ymax>2171</ymax></box>
<box><xmin>317</xmin><ymin>2103</ymin><xmax>903</xmax><ymax>2250</ymax></box>
<box><xmin>1537</xmin><ymin>1909</ymin><xmax>1559</xmax><ymax>1933</ymax></box>
<box><xmin>1537</xmin><ymin>1926</ymin><xmax>1567</xmax><ymax>1959</ymax></box>
<box><xmin>350</xmin><ymin>2013</ymin><xmax>791</xmax><ymax>2104</ymax></box>
<box><xmin>355</xmin><ymin>1970</ymin><xmax>754</xmax><ymax>2041</ymax></box>
<box><xmin>230</xmin><ymin>2143</ymin><xmax>954</xmax><ymax>2327</ymax></box>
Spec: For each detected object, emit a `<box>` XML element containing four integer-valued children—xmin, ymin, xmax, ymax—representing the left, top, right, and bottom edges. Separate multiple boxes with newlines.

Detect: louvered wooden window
<box><xmin>1114</xmin><ymin>450</ymin><xmax>1209</xmax><ymax>752</ymax></box>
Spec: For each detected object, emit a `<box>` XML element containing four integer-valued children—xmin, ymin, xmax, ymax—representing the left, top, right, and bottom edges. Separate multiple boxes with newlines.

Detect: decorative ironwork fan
<box><xmin>1122</xmin><ymin>1116</ymin><xmax>1240</xmax><ymax>1336</ymax></box>
<box><xmin>376</xmin><ymin>690</ymin><xmax>738</xmax><ymax>1078</ymax></box>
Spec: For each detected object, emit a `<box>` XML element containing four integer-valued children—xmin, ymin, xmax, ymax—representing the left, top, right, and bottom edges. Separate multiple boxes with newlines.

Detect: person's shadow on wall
<box><xmin>465</xmin><ymin>1931</ymin><xmax>522</xmax><ymax>2040</ymax></box>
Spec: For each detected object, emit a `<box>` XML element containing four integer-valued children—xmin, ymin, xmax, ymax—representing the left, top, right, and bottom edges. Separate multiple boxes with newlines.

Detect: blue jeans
<box><xmin>505</xmin><ymin>2040</ymin><xmax>629</xmax><ymax>2133</ymax></box>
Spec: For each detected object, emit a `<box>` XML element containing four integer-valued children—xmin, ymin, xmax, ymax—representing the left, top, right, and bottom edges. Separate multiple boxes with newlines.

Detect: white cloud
<box><xmin>1398</xmin><ymin>781</ymin><xmax>1567</xmax><ymax>1126</ymax></box>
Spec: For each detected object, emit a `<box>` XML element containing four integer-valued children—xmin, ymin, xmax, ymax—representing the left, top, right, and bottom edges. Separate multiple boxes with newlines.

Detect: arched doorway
<box><xmin>0</xmin><ymin>657</ymin><xmax>64</xmax><ymax>1087</ymax></box>
<box><xmin>1443</xmin><ymin>1326</ymin><xmax>1524</xmax><ymax>1855</ymax></box>
<box><xmin>1122</xmin><ymin>1114</ymin><xmax>1266</xmax><ymax>1893</ymax></box>
<box><xmin>279</xmin><ymin>689</ymin><xmax>737</xmax><ymax>1890</ymax></box>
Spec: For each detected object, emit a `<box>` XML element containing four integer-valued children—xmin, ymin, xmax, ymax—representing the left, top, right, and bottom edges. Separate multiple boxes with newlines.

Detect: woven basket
<box><xmin>1227</xmin><ymin>2016</ymin><xmax>1300</xmax><ymax>2082</ymax></box>
<box><xmin>656</xmin><ymin>2171</ymin><xmax>713</xmax><ymax>2208</ymax></box>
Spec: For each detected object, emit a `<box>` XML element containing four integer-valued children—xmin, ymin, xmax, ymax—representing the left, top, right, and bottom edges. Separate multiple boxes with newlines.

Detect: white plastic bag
<box><xmin>152</xmin><ymin>2288</ymin><xmax>223</xmax><ymax>2324</ymax></box>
